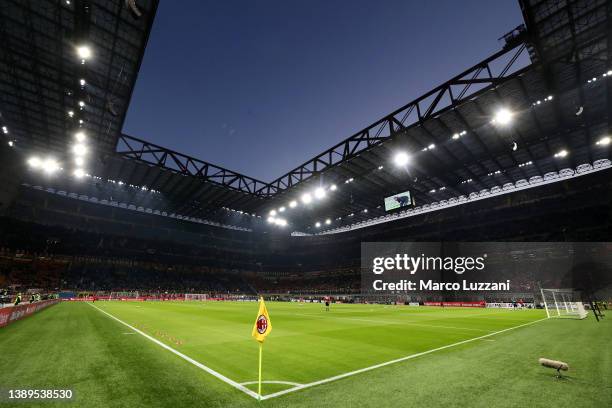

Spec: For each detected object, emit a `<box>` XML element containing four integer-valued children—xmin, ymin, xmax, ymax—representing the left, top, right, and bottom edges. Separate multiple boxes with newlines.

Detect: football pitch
<box><xmin>1</xmin><ymin>301</ymin><xmax>610</xmax><ymax>407</ymax></box>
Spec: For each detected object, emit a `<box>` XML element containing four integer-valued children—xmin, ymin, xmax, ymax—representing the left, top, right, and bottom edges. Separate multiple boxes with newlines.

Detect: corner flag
<box><xmin>252</xmin><ymin>297</ymin><xmax>272</xmax><ymax>343</ymax></box>
<box><xmin>252</xmin><ymin>297</ymin><xmax>272</xmax><ymax>399</ymax></box>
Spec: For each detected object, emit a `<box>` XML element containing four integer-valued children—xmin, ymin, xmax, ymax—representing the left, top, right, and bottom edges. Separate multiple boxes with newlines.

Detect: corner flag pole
<box><xmin>258</xmin><ymin>342</ymin><xmax>263</xmax><ymax>400</ymax></box>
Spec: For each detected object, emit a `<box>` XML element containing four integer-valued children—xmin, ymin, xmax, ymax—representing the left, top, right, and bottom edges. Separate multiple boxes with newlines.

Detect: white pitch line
<box><xmin>240</xmin><ymin>380</ymin><xmax>303</xmax><ymax>387</ymax></box>
<box><xmin>87</xmin><ymin>302</ymin><xmax>260</xmax><ymax>400</ymax></box>
<box><xmin>260</xmin><ymin>317</ymin><xmax>549</xmax><ymax>400</ymax></box>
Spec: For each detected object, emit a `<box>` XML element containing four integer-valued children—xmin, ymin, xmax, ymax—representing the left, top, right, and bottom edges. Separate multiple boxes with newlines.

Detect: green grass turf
<box><xmin>0</xmin><ymin>301</ymin><xmax>610</xmax><ymax>407</ymax></box>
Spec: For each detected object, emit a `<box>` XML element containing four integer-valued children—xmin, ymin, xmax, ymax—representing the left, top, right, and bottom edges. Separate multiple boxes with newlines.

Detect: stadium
<box><xmin>0</xmin><ymin>0</ymin><xmax>611</xmax><ymax>407</ymax></box>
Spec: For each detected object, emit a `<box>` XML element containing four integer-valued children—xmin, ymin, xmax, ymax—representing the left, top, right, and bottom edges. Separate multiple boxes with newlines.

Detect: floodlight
<box><xmin>330</xmin><ymin>184</ymin><xmax>337</xmax><ymax>191</ymax></box>
<box><xmin>325</xmin><ymin>219</ymin><xmax>331</xmax><ymax>225</ymax></box>
<box><xmin>279</xmin><ymin>206</ymin><xmax>286</xmax><ymax>212</ymax></box>
<box><xmin>394</xmin><ymin>151</ymin><xmax>410</xmax><ymax>167</ymax></box>
<box><xmin>314</xmin><ymin>187</ymin><xmax>326</xmax><ymax>199</ymax></box>
<box><xmin>267</xmin><ymin>216</ymin><xmax>275</xmax><ymax>223</ymax></box>
<box><xmin>42</xmin><ymin>158</ymin><xmax>59</xmax><ymax>174</ymax></box>
<box><xmin>79</xmin><ymin>79</ymin><xmax>86</xmax><ymax>86</ymax></box>
<box><xmin>596</xmin><ymin>136</ymin><xmax>610</xmax><ymax>146</ymax></box>
<box><xmin>269</xmin><ymin>209</ymin><xmax>277</xmax><ymax>216</ymax></box>
<box><xmin>275</xmin><ymin>218</ymin><xmax>287</xmax><ymax>227</ymax></box>
<box><xmin>428</xmin><ymin>143</ymin><xmax>435</xmax><ymax>150</ymax></box>
<box><xmin>315</xmin><ymin>222</ymin><xmax>321</xmax><ymax>228</ymax></box>
<box><xmin>8</xmin><ymin>140</ymin><xmax>14</xmax><ymax>147</ymax></box>
<box><xmin>289</xmin><ymin>200</ymin><xmax>298</xmax><ymax>208</ymax></box>
<box><xmin>74</xmin><ymin>157</ymin><xmax>84</xmax><ymax>166</ymax></box>
<box><xmin>73</xmin><ymin>143</ymin><xmax>87</xmax><ymax>156</ymax></box>
<box><xmin>78</xmin><ymin>101</ymin><xmax>85</xmax><ymax>108</ymax></box>
<box><xmin>554</xmin><ymin>149</ymin><xmax>568</xmax><ymax>158</ymax></box>
<box><xmin>452</xmin><ymin>133</ymin><xmax>460</xmax><ymax>140</ymax></box>
<box><xmin>74</xmin><ymin>168</ymin><xmax>85</xmax><ymax>178</ymax></box>
<box><xmin>1</xmin><ymin>126</ymin><xmax>7</xmax><ymax>134</ymax></box>
<box><xmin>27</xmin><ymin>157</ymin><xmax>41</xmax><ymax>168</ymax></box>
<box><xmin>301</xmin><ymin>193</ymin><xmax>312</xmax><ymax>204</ymax></box>
<box><xmin>75</xmin><ymin>131</ymin><xmax>86</xmax><ymax>142</ymax></box>
<box><xmin>68</xmin><ymin>110</ymin><xmax>74</xmax><ymax>117</ymax></box>
<box><xmin>76</xmin><ymin>45</ymin><xmax>91</xmax><ymax>60</ymax></box>
<box><xmin>493</xmin><ymin>108</ymin><xmax>513</xmax><ymax>126</ymax></box>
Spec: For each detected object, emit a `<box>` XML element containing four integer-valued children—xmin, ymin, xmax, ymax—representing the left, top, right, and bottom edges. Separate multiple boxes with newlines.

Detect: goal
<box><xmin>540</xmin><ymin>288</ymin><xmax>588</xmax><ymax>319</ymax></box>
<box><xmin>109</xmin><ymin>291</ymin><xmax>139</xmax><ymax>300</ymax></box>
<box><xmin>185</xmin><ymin>293</ymin><xmax>209</xmax><ymax>301</ymax></box>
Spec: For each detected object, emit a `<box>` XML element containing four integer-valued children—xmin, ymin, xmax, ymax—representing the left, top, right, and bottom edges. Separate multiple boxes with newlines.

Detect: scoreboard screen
<box><xmin>384</xmin><ymin>190</ymin><xmax>413</xmax><ymax>212</ymax></box>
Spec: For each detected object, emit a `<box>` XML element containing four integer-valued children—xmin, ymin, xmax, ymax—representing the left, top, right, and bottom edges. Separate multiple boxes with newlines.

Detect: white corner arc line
<box><xmin>260</xmin><ymin>317</ymin><xmax>549</xmax><ymax>400</ymax></box>
<box><xmin>87</xmin><ymin>302</ymin><xmax>260</xmax><ymax>400</ymax></box>
<box><xmin>240</xmin><ymin>380</ymin><xmax>303</xmax><ymax>387</ymax></box>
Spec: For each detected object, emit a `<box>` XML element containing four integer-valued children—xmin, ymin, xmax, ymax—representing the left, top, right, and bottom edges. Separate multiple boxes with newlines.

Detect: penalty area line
<box><xmin>260</xmin><ymin>317</ymin><xmax>549</xmax><ymax>400</ymax></box>
<box><xmin>86</xmin><ymin>302</ymin><xmax>260</xmax><ymax>400</ymax></box>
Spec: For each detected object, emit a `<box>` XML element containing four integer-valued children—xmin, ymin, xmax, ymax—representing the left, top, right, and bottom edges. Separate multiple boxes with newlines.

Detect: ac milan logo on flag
<box><xmin>252</xmin><ymin>298</ymin><xmax>272</xmax><ymax>343</ymax></box>
<box><xmin>256</xmin><ymin>315</ymin><xmax>268</xmax><ymax>334</ymax></box>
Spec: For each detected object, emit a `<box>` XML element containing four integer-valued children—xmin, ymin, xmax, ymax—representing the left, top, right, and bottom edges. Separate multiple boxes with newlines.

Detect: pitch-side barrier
<box><xmin>0</xmin><ymin>299</ymin><xmax>60</xmax><ymax>328</ymax></box>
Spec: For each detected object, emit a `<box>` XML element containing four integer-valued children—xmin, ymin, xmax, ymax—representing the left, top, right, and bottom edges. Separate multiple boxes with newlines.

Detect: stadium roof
<box><xmin>1</xmin><ymin>0</ymin><xmax>610</xmax><ymax>233</ymax></box>
<box><xmin>0</xmin><ymin>0</ymin><xmax>157</xmax><ymax>157</ymax></box>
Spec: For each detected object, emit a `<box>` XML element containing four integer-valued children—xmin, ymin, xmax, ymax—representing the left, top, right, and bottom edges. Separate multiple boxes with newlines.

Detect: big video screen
<box><xmin>384</xmin><ymin>190</ymin><xmax>413</xmax><ymax>211</ymax></box>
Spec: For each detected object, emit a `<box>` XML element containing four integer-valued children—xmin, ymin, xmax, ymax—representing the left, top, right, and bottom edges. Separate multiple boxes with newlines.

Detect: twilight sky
<box><xmin>123</xmin><ymin>0</ymin><xmax>523</xmax><ymax>181</ymax></box>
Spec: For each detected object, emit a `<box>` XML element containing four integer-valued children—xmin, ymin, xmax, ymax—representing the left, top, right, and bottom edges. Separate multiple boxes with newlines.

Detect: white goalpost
<box><xmin>184</xmin><ymin>293</ymin><xmax>209</xmax><ymax>301</ymax></box>
<box><xmin>109</xmin><ymin>291</ymin><xmax>139</xmax><ymax>300</ymax></box>
<box><xmin>540</xmin><ymin>288</ymin><xmax>588</xmax><ymax>319</ymax></box>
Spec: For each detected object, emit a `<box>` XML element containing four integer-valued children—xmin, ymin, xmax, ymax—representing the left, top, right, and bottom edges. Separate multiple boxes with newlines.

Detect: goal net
<box><xmin>540</xmin><ymin>288</ymin><xmax>588</xmax><ymax>319</ymax></box>
<box><xmin>109</xmin><ymin>291</ymin><xmax>139</xmax><ymax>300</ymax></box>
<box><xmin>185</xmin><ymin>293</ymin><xmax>209</xmax><ymax>301</ymax></box>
